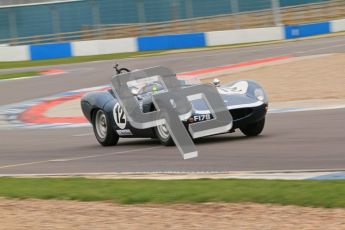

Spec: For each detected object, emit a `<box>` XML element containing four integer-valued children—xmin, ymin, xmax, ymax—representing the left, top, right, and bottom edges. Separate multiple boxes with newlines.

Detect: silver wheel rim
<box><xmin>157</xmin><ymin>123</ymin><xmax>170</xmax><ymax>139</ymax></box>
<box><xmin>95</xmin><ymin>110</ymin><xmax>107</xmax><ymax>139</ymax></box>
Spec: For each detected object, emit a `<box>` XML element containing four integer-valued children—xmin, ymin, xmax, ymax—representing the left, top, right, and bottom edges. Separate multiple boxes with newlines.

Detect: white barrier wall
<box><xmin>205</xmin><ymin>27</ymin><xmax>284</xmax><ymax>46</ymax></box>
<box><xmin>1</xmin><ymin>19</ymin><xmax>345</xmax><ymax>62</ymax></box>
<box><xmin>331</xmin><ymin>19</ymin><xmax>345</xmax><ymax>32</ymax></box>
<box><xmin>0</xmin><ymin>45</ymin><xmax>29</xmax><ymax>61</ymax></box>
<box><xmin>71</xmin><ymin>37</ymin><xmax>137</xmax><ymax>56</ymax></box>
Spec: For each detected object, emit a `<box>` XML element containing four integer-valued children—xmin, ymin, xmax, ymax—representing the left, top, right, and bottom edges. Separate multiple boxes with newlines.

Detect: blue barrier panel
<box><xmin>137</xmin><ymin>33</ymin><xmax>206</xmax><ymax>51</ymax></box>
<box><xmin>30</xmin><ymin>42</ymin><xmax>72</xmax><ymax>60</ymax></box>
<box><xmin>285</xmin><ymin>21</ymin><xmax>330</xmax><ymax>39</ymax></box>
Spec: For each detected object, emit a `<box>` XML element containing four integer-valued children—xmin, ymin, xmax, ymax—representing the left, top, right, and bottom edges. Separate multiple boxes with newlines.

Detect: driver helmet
<box><xmin>152</xmin><ymin>84</ymin><xmax>159</xmax><ymax>93</ymax></box>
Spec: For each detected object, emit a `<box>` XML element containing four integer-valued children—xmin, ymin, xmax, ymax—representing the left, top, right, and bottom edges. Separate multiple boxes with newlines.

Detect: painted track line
<box><xmin>0</xmin><ymin>75</ymin><xmax>41</xmax><ymax>83</ymax></box>
<box><xmin>178</xmin><ymin>55</ymin><xmax>291</xmax><ymax>77</ymax></box>
<box><xmin>0</xmin><ymin>146</ymin><xmax>162</xmax><ymax>169</ymax></box>
<box><xmin>0</xmin><ymin>69</ymin><xmax>66</xmax><ymax>84</ymax></box>
<box><xmin>73</xmin><ymin>132</ymin><xmax>93</xmax><ymax>137</ymax></box>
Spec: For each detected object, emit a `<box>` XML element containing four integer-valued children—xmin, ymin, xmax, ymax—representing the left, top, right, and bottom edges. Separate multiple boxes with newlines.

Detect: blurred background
<box><xmin>0</xmin><ymin>0</ymin><xmax>344</xmax><ymax>45</ymax></box>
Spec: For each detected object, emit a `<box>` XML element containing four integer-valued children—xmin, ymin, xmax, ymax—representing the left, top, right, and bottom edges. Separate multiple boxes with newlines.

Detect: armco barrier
<box><xmin>1</xmin><ymin>19</ymin><xmax>344</xmax><ymax>62</ymax></box>
<box><xmin>30</xmin><ymin>42</ymin><xmax>72</xmax><ymax>60</ymax></box>
<box><xmin>137</xmin><ymin>33</ymin><xmax>206</xmax><ymax>51</ymax></box>
<box><xmin>284</xmin><ymin>21</ymin><xmax>330</xmax><ymax>39</ymax></box>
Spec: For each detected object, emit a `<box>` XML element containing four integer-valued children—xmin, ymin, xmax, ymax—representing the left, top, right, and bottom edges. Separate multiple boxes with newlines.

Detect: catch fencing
<box><xmin>1</xmin><ymin>0</ymin><xmax>345</xmax><ymax>45</ymax></box>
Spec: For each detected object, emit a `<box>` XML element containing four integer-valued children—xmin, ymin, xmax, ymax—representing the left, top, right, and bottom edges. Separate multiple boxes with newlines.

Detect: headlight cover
<box><xmin>222</xmin><ymin>80</ymin><xmax>268</xmax><ymax>103</ymax></box>
<box><xmin>244</xmin><ymin>80</ymin><xmax>268</xmax><ymax>104</ymax></box>
<box><xmin>254</xmin><ymin>88</ymin><xmax>266</xmax><ymax>102</ymax></box>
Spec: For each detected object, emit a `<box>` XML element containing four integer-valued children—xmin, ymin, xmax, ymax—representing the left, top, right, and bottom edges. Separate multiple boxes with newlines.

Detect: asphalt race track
<box><xmin>0</xmin><ymin>36</ymin><xmax>345</xmax><ymax>174</ymax></box>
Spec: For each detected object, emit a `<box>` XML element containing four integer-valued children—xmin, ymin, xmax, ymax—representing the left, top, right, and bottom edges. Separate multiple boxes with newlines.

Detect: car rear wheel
<box><xmin>154</xmin><ymin>123</ymin><xmax>174</xmax><ymax>146</ymax></box>
<box><xmin>92</xmin><ymin>109</ymin><xmax>119</xmax><ymax>146</ymax></box>
<box><xmin>240</xmin><ymin>118</ymin><xmax>265</xmax><ymax>136</ymax></box>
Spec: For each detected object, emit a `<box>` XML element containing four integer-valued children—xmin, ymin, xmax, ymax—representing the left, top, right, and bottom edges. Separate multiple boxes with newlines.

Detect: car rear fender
<box><xmin>81</xmin><ymin>90</ymin><xmax>115</xmax><ymax>122</ymax></box>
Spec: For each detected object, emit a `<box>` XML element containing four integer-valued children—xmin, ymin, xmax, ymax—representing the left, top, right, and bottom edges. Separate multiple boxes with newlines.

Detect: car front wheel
<box><xmin>154</xmin><ymin>123</ymin><xmax>174</xmax><ymax>146</ymax></box>
<box><xmin>240</xmin><ymin>118</ymin><xmax>265</xmax><ymax>136</ymax></box>
<box><xmin>92</xmin><ymin>109</ymin><xmax>119</xmax><ymax>146</ymax></box>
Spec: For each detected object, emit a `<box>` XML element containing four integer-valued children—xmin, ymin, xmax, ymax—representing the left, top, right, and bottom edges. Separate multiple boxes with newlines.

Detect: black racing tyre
<box><xmin>92</xmin><ymin>109</ymin><xmax>119</xmax><ymax>146</ymax></box>
<box><xmin>240</xmin><ymin>118</ymin><xmax>265</xmax><ymax>137</ymax></box>
<box><xmin>154</xmin><ymin>123</ymin><xmax>175</xmax><ymax>146</ymax></box>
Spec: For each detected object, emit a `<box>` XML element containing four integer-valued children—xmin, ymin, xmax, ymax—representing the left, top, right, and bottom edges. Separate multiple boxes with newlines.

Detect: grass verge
<box><xmin>1</xmin><ymin>31</ymin><xmax>345</xmax><ymax>70</ymax></box>
<box><xmin>0</xmin><ymin>71</ymin><xmax>41</xmax><ymax>80</ymax></box>
<box><xmin>0</xmin><ymin>178</ymin><xmax>344</xmax><ymax>208</ymax></box>
<box><xmin>0</xmin><ymin>42</ymin><xmax>269</xmax><ymax>70</ymax></box>
<box><xmin>0</xmin><ymin>40</ymin><xmax>281</xmax><ymax>70</ymax></box>
<box><xmin>0</xmin><ymin>51</ymin><xmax>160</xmax><ymax>69</ymax></box>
